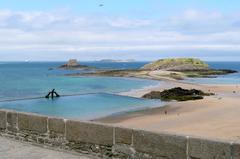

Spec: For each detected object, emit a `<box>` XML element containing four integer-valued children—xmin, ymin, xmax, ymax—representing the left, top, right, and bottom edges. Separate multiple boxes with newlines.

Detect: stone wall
<box><xmin>0</xmin><ymin>109</ymin><xmax>239</xmax><ymax>159</ymax></box>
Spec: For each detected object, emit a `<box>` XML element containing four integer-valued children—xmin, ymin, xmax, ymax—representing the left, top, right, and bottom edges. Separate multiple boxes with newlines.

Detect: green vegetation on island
<box><xmin>142</xmin><ymin>87</ymin><xmax>214</xmax><ymax>101</ymax></box>
<box><xmin>141</xmin><ymin>58</ymin><xmax>209</xmax><ymax>71</ymax></box>
<box><xmin>141</xmin><ymin>58</ymin><xmax>237</xmax><ymax>78</ymax></box>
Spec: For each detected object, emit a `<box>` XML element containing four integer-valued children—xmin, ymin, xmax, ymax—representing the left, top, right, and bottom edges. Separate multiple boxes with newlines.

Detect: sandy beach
<box><xmin>96</xmin><ymin>80</ymin><xmax>240</xmax><ymax>141</ymax></box>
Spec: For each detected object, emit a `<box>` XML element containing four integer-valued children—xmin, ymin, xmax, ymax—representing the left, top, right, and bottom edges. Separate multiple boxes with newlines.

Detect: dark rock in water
<box><xmin>183</xmin><ymin>69</ymin><xmax>238</xmax><ymax>78</ymax></box>
<box><xmin>59</xmin><ymin>59</ymin><xmax>93</xmax><ymax>70</ymax></box>
<box><xmin>142</xmin><ymin>87</ymin><xmax>214</xmax><ymax>101</ymax></box>
<box><xmin>213</xmin><ymin>69</ymin><xmax>238</xmax><ymax>74</ymax></box>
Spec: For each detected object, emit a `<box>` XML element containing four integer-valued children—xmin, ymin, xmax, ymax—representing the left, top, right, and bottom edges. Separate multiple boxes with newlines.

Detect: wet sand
<box><xmin>96</xmin><ymin>81</ymin><xmax>240</xmax><ymax>140</ymax></box>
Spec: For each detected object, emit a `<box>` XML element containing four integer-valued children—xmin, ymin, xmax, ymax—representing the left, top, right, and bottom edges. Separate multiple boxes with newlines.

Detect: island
<box><xmin>59</xmin><ymin>59</ymin><xmax>94</xmax><ymax>70</ymax></box>
<box><xmin>141</xmin><ymin>58</ymin><xmax>209</xmax><ymax>71</ymax></box>
<box><xmin>68</xmin><ymin>58</ymin><xmax>237</xmax><ymax>80</ymax></box>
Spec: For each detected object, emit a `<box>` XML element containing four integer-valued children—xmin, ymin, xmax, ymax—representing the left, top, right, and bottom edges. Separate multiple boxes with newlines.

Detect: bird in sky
<box><xmin>99</xmin><ymin>4</ymin><xmax>104</xmax><ymax>7</ymax></box>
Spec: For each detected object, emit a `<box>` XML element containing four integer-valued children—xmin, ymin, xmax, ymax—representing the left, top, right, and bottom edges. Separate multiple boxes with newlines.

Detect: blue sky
<box><xmin>1</xmin><ymin>0</ymin><xmax>239</xmax><ymax>13</ymax></box>
<box><xmin>0</xmin><ymin>0</ymin><xmax>240</xmax><ymax>61</ymax></box>
<box><xmin>1</xmin><ymin>0</ymin><xmax>240</xmax><ymax>18</ymax></box>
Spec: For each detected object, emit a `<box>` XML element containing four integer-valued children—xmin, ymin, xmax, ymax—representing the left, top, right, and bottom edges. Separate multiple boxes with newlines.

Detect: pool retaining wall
<box><xmin>0</xmin><ymin>109</ymin><xmax>239</xmax><ymax>159</ymax></box>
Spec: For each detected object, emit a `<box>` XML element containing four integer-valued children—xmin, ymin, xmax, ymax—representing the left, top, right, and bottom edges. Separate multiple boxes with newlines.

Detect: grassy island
<box><xmin>141</xmin><ymin>58</ymin><xmax>209</xmax><ymax>71</ymax></box>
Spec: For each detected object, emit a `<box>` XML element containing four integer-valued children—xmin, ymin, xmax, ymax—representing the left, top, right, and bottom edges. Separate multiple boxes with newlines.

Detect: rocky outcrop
<box><xmin>184</xmin><ymin>69</ymin><xmax>238</xmax><ymax>78</ymax></box>
<box><xmin>142</xmin><ymin>87</ymin><xmax>214</xmax><ymax>101</ymax></box>
<box><xmin>59</xmin><ymin>59</ymin><xmax>92</xmax><ymax>70</ymax></box>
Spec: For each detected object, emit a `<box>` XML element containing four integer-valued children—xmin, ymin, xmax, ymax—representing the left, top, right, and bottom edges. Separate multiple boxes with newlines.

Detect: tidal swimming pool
<box><xmin>0</xmin><ymin>93</ymin><xmax>163</xmax><ymax>120</ymax></box>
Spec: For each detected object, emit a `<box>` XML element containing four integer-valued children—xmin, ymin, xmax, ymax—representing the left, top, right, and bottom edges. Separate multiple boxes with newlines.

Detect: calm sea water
<box><xmin>0</xmin><ymin>61</ymin><xmax>156</xmax><ymax>101</ymax></box>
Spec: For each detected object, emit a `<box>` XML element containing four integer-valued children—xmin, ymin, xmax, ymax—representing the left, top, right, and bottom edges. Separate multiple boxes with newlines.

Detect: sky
<box><xmin>0</xmin><ymin>0</ymin><xmax>240</xmax><ymax>61</ymax></box>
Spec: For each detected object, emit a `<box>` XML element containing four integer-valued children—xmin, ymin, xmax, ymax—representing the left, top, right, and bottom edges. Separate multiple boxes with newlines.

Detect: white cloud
<box><xmin>176</xmin><ymin>9</ymin><xmax>222</xmax><ymax>21</ymax></box>
<box><xmin>107</xmin><ymin>18</ymin><xmax>152</xmax><ymax>28</ymax></box>
<box><xmin>0</xmin><ymin>9</ymin><xmax>240</xmax><ymax>60</ymax></box>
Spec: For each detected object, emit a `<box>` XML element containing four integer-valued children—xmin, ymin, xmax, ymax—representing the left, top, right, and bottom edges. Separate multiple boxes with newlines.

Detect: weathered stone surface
<box><xmin>7</xmin><ymin>111</ymin><xmax>18</xmax><ymax>132</ymax></box>
<box><xmin>133</xmin><ymin>130</ymin><xmax>187</xmax><ymax>159</ymax></box>
<box><xmin>115</xmin><ymin>127</ymin><xmax>132</xmax><ymax>145</ymax></box>
<box><xmin>48</xmin><ymin>118</ymin><xmax>65</xmax><ymax>135</ymax></box>
<box><xmin>0</xmin><ymin>136</ymin><xmax>95</xmax><ymax>159</ymax></box>
<box><xmin>66</xmin><ymin>120</ymin><xmax>113</xmax><ymax>146</ymax></box>
<box><xmin>0</xmin><ymin>110</ymin><xmax>6</xmax><ymax>129</ymax></box>
<box><xmin>229</xmin><ymin>141</ymin><xmax>240</xmax><ymax>159</ymax></box>
<box><xmin>1</xmin><ymin>110</ymin><xmax>238</xmax><ymax>159</ymax></box>
<box><xmin>113</xmin><ymin>144</ymin><xmax>135</xmax><ymax>158</ymax></box>
<box><xmin>18</xmin><ymin>113</ymin><xmax>47</xmax><ymax>134</ymax></box>
<box><xmin>188</xmin><ymin>137</ymin><xmax>232</xmax><ymax>159</ymax></box>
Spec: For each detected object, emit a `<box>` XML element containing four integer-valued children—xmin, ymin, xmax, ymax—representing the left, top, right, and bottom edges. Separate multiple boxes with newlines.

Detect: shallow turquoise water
<box><xmin>0</xmin><ymin>93</ymin><xmax>163</xmax><ymax>120</ymax></box>
<box><xmin>0</xmin><ymin>62</ymin><xmax>162</xmax><ymax>119</ymax></box>
<box><xmin>0</xmin><ymin>62</ymin><xmax>158</xmax><ymax>101</ymax></box>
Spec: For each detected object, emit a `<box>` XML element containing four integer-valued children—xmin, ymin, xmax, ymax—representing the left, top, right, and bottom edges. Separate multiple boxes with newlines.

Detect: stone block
<box><xmin>0</xmin><ymin>110</ymin><xmax>6</xmax><ymax>129</ymax></box>
<box><xmin>113</xmin><ymin>144</ymin><xmax>135</xmax><ymax>158</ymax></box>
<box><xmin>188</xmin><ymin>137</ymin><xmax>232</xmax><ymax>159</ymax></box>
<box><xmin>133</xmin><ymin>130</ymin><xmax>187</xmax><ymax>159</ymax></box>
<box><xmin>229</xmin><ymin>141</ymin><xmax>240</xmax><ymax>159</ymax></box>
<box><xmin>7</xmin><ymin>111</ymin><xmax>18</xmax><ymax>132</ymax></box>
<box><xmin>115</xmin><ymin>127</ymin><xmax>132</xmax><ymax>145</ymax></box>
<box><xmin>48</xmin><ymin>117</ymin><xmax>65</xmax><ymax>135</ymax></box>
<box><xmin>66</xmin><ymin>120</ymin><xmax>113</xmax><ymax>146</ymax></box>
<box><xmin>18</xmin><ymin>113</ymin><xmax>47</xmax><ymax>134</ymax></box>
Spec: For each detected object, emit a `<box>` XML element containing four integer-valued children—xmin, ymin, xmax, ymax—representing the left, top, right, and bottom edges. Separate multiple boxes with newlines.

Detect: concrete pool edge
<box><xmin>0</xmin><ymin>109</ymin><xmax>239</xmax><ymax>159</ymax></box>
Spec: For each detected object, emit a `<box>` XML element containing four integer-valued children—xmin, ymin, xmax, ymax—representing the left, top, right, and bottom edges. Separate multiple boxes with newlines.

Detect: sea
<box><xmin>0</xmin><ymin>61</ymin><xmax>155</xmax><ymax>101</ymax></box>
<box><xmin>0</xmin><ymin>61</ymin><xmax>239</xmax><ymax>120</ymax></box>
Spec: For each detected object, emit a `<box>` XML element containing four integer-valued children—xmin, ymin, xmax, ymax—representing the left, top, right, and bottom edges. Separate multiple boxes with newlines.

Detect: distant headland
<box><xmin>97</xmin><ymin>59</ymin><xmax>136</xmax><ymax>63</ymax></box>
